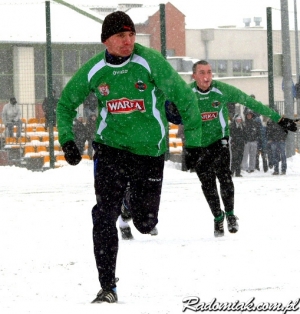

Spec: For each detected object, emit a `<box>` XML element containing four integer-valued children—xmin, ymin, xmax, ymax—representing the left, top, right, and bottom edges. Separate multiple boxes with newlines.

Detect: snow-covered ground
<box><xmin>1</xmin><ymin>155</ymin><xmax>300</xmax><ymax>314</ymax></box>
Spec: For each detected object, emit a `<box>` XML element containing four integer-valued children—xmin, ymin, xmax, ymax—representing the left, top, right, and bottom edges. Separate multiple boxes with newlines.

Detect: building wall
<box><xmin>135</xmin><ymin>3</ymin><xmax>186</xmax><ymax>56</ymax></box>
<box><xmin>186</xmin><ymin>28</ymin><xmax>268</xmax><ymax>69</ymax></box>
<box><xmin>186</xmin><ymin>27</ymin><xmax>298</xmax><ymax>75</ymax></box>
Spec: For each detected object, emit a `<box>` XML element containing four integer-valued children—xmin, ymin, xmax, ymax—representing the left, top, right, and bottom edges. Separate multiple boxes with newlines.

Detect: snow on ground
<box><xmin>0</xmin><ymin>155</ymin><xmax>300</xmax><ymax>314</ymax></box>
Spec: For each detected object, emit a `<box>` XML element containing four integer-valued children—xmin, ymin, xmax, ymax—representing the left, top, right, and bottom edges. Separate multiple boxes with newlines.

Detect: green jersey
<box><xmin>189</xmin><ymin>80</ymin><xmax>281</xmax><ymax>147</ymax></box>
<box><xmin>57</xmin><ymin>43</ymin><xmax>202</xmax><ymax>156</ymax></box>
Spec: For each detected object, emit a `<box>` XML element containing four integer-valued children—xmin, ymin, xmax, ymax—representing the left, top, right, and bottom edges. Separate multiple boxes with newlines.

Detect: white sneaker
<box><xmin>149</xmin><ymin>226</ymin><xmax>158</xmax><ymax>236</ymax></box>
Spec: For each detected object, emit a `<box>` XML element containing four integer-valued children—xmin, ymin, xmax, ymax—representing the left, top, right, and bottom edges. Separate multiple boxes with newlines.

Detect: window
<box><xmin>217</xmin><ymin>60</ymin><xmax>227</xmax><ymax>73</ymax></box>
<box><xmin>209</xmin><ymin>59</ymin><xmax>253</xmax><ymax>77</ymax></box>
<box><xmin>0</xmin><ymin>75</ymin><xmax>13</xmax><ymax>100</ymax></box>
<box><xmin>233</xmin><ymin>60</ymin><xmax>242</xmax><ymax>73</ymax></box>
<box><xmin>0</xmin><ymin>48</ymin><xmax>13</xmax><ymax>74</ymax></box>
<box><xmin>64</xmin><ymin>49</ymin><xmax>78</xmax><ymax>73</ymax></box>
<box><xmin>232</xmin><ymin>60</ymin><xmax>252</xmax><ymax>76</ymax></box>
<box><xmin>34</xmin><ymin>49</ymin><xmax>45</xmax><ymax>74</ymax></box>
<box><xmin>0</xmin><ymin>47</ymin><xmax>13</xmax><ymax>100</ymax></box>
<box><xmin>52</xmin><ymin>49</ymin><xmax>62</xmax><ymax>74</ymax></box>
<box><xmin>242</xmin><ymin>60</ymin><xmax>252</xmax><ymax>73</ymax></box>
<box><xmin>216</xmin><ymin>60</ymin><xmax>228</xmax><ymax>77</ymax></box>
<box><xmin>81</xmin><ymin>49</ymin><xmax>96</xmax><ymax>65</ymax></box>
<box><xmin>35</xmin><ymin>75</ymin><xmax>46</xmax><ymax>100</ymax></box>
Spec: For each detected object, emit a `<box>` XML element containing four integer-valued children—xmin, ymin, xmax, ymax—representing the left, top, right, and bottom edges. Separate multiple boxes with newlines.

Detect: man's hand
<box><xmin>62</xmin><ymin>140</ymin><xmax>82</xmax><ymax>165</ymax></box>
<box><xmin>185</xmin><ymin>147</ymin><xmax>204</xmax><ymax>170</ymax></box>
<box><xmin>278</xmin><ymin>117</ymin><xmax>298</xmax><ymax>132</ymax></box>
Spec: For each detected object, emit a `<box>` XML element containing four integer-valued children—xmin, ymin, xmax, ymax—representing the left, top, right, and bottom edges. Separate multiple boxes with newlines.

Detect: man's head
<box><xmin>101</xmin><ymin>11</ymin><xmax>136</xmax><ymax>57</ymax></box>
<box><xmin>234</xmin><ymin>114</ymin><xmax>242</xmax><ymax>123</ymax></box>
<box><xmin>245</xmin><ymin>110</ymin><xmax>253</xmax><ymax>119</ymax></box>
<box><xmin>89</xmin><ymin>114</ymin><xmax>97</xmax><ymax>121</ymax></box>
<box><xmin>192</xmin><ymin>60</ymin><xmax>213</xmax><ymax>91</ymax></box>
<box><xmin>10</xmin><ymin>97</ymin><xmax>17</xmax><ymax>105</ymax></box>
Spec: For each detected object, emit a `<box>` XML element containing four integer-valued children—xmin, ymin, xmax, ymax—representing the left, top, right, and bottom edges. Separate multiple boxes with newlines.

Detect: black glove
<box><xmin>185</xmin><ymin>147</ymin><xmax>204</xmax><ymax>170</ymax></box>
<box><xmin>62</xmin><ymin>140</ymin><xmax>82</xmax><ymax>165</ymax></box>
<box><xmin>278</xmin><ymin>117</ymin><xmax>298</xmax><ymax>132</ymax></box>
<box><xmin>165</xmin><ymin>101</ymin><xmax>182</xmax><ymax>125</ymax></box>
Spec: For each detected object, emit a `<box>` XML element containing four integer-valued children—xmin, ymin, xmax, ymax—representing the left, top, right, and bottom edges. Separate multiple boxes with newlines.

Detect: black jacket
<box><xmin>244</xmin><ymin>117</ymin><xmax>261</xmax><ymax>143</ymax></box>
<box><xmin>86</xmin><ymin>116</ymin><xmax>97</xmax><ymax>140</ymax></box>
<box><xmin>230</xmin><ymin>121</ymin><xmax>246</xmax><ymax>146</ymax></box>
<box><xmin>266</xmin><ymin>120</ymin><xmax>288</xmax><ymax>142</ymax></box>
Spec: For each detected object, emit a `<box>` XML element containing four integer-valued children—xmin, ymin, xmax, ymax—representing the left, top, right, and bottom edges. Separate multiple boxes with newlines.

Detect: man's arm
<box><xmin>218</xmin><ymin>81</ymin><xmax>297</xmax><ymax>132</ymax></box>
<box><xmin>150</xmin><ymin>52</ymin><xmax>202</xmax><ymax>148</ymax></box>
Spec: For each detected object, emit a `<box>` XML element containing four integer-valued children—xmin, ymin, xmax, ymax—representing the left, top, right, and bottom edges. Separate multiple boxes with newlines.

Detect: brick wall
<box><xmin>135</xmin><ymin>3</ymin><xmax>186</xmax><ymax>56</ymax></box>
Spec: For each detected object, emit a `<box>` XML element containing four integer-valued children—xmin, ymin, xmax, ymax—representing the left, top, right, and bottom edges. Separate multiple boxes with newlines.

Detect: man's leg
<box><xmin>248</xmin><ymin>141</ymin><xmax>258</xmax><ymax>171</ymax></box>
<box><xmin>118</xmin><ymin>215</ymin><xmax>134</xmax><ymax>240</ymax></box>
<box><xmin>215</xmin><ymin>146</ymin><xmax>238</xmax><ymax>233</ymax></box>
<box><xmin>241</xmin><ymin>142</ymin><xmax>250</xmax><ymax>171</ymax></box>
<box><xmin>271</xmin><ymin>143</ymin><xmax>279</xmax><ymax>174</ymax></box>
<box><xmin>92</xmin><ymin>201</ymin><xmax>120</xmax><ymax>290</ymax></box>
<box><xmin>92</xmin><ymin>144</ymin><xmax>128</xmax><ymax>302</ymax></box>
<box><xmin>6</xmin><ymin>123</ymin><xmax>13</xmax><ymax>137</ymax></box>
<box><xmin>279</xmin><ymin>142</ymin><xmax>287</xmax><ymax>174</ymax></box>
<box><xmin>194</xmin><ymin>145</ymin><xmax>225</xmax><ymax>237</ymax></box>
<box><xmin>129</xmin><ymin>154</ymin><xmax>165</xmax><ymax>234</ymax></box>
<box><xmin>15</xmin><ymin>120</ymin><xmax>22</xmax><ymax>138</ymax></box>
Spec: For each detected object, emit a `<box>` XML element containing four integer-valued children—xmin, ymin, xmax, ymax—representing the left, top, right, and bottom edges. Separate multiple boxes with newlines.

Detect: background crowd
<box><xmin>228</xmin><ymin>96</ymin><xmax>288</xmax><ymax>176</ymax></box>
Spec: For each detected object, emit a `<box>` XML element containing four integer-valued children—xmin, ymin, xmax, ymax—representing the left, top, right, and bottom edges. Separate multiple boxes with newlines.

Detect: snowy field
<box><xmin>0</xmin><ymin>155</ymin><xmax>300</xmax><ymax>314</ymax></box>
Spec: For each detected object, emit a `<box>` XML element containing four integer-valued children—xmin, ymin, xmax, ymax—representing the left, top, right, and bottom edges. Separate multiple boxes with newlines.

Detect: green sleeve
<box><xmin>149</xmin><ymin>50</ymin><xmax>202</xmax><ymax>147</ymax></box>
<box><xmin>215</xmin><ymin>81</ymin><xmax>281</xmax><ymax>122</ymax></box>
<box><xmin>56</xmin><ymin>62</ymin><xmax>93</xmax><ymax>146</ymax></box>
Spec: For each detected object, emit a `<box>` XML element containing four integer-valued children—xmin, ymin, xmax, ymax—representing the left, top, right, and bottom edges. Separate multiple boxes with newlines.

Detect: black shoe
<box><xmin>121</xmin><ymin>188</ymin><xmax>132</xmax><ymax>222</ymax></box>
<box><xmin>226</xmin><ymin>214</ymin><xmax>239</xmax><ymax>233</ymax></box>
<box><xmin>247</xmin><ymin>170</ymin><xmax>254</xmax><ymax>173</ymax></box>
<box><xmin>281</xmin><ymin>171</ymin><xmax>286</xmax><ymax>175</ymax></box>
<box><xmin>120</xmin><ymin>226</ymin><xmax>134</xmax><ymax>240</ymax></box>
<box><xmin>272</xmin><ymin>171</ymin><xmax>279</xmax><ymax>175</ymax></box>
<box><xmin>235</xmin><ymin>174</ymin><xmax>243</xmax><ymax>177</ymax></box>
<box><xmin>214</xmin><ymin>212</ymin><xmax>225</xmax><ymax>237</ymax></box>
<box><xmin>91</xmin><ymin>288</ymin><xmax>118</xmax><ymax>303</ymax></box>
<box><xmin>149</xmin><ymin>226</ymin><xmax>158</xmax><ymax>236</ymax></box>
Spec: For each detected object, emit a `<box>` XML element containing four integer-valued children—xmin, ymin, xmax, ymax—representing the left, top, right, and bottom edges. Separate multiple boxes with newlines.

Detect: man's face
<box><xmin>192</xmin><ymin>64</ymin><xmax>213</xmax><ymax>91</ymax></box>
<box><xmin>104</xmin><ymin>31</ymin><xmax>136</xmax><ymax>57</ymax></box>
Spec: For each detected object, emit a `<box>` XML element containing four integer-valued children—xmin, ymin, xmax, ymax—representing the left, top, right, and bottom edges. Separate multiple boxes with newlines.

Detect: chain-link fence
<box><xmin>0</xmin><ymin>1</ymin><xmax>105</xmax><ymax>122</ymax></box>
<box><xmin>268</xmin><ymin>3</ymin><xmax>300</xmax><ymax>153</ymax></box>
<box><xmin>0</xmin><ymin>1</ymin><xmax>106</xmax><ymax>167</ymax></box>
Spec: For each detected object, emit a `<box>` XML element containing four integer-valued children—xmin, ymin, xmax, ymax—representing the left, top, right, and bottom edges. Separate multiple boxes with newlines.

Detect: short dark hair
<box><xmin>10</xmin><ymin>97</ymin><xmax>17</xmax><ymax>104</ymax></box>
<box><xmin>192</xmin><ymin>60</ymin><xmax>209</xmax><ymax>74</ymax></box>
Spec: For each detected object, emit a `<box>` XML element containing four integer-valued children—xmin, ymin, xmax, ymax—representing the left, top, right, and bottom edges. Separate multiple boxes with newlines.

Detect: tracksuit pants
<box><xmin>92</xmin><ymin>143</ymin><xmax>164</xmax><ymax>290</ymax></box>
<box><xmin>195</xmin><ymin>140</ymin><xmax>234</xmax><ymax>218</ymax></box>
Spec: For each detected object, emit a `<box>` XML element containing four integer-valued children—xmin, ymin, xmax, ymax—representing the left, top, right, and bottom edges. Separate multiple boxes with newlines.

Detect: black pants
<box><xmin>255</xmin><ymin>149</ymin><xmax>268</xmax><ymax>172</ymax></box>
<box><xmin>92</xmin><ymin>143</ymin><xmax>165</xmax><ymax>290</ymax></box>
<box><xmin>195</xmin><ymin>140</ymin><xmax>234</xmax><ymax>218</ymax></box>
<box><xmin>231</xmin><ymin>143</ymin><xmax>244</xmax><ymax>176</ymax></box>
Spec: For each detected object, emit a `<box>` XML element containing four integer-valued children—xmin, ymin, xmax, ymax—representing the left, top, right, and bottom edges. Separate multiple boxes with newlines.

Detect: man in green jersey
<box><xmin>56</xmin><ymin>11</ymin><xmax>202</xmax><ymax>303</ymax></box>
<box><xmin>183</xmin><ymin>60</ymin><xmax>297</xmax><ymax>237</ymax></box>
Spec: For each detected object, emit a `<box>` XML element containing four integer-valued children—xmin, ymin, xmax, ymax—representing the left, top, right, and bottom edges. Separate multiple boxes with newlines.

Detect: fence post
<box><xmin>45</xmin><ymin>1</ymin><xmax>55</xmax><ymax>168</ymax></box>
